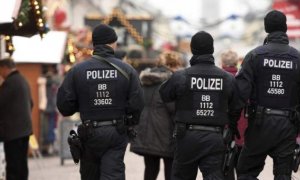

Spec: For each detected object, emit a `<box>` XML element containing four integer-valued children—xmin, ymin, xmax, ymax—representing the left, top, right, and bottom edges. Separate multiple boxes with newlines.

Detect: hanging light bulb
<box><xmin>5</xmin><ymin>36</ymin><xmax>10</xmax><ymax>41</ymax></box>
<box><xmin>70</xmin><ymin>54</ymin><xmax>76</xmax><ymax>63</ymax></box>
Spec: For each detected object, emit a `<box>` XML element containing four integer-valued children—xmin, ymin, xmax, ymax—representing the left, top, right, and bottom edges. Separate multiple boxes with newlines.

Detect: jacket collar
<box><xmin>265</xmin><ymin>31</ymin><xmax>289</xmax><ymax>45</ymax></box>
<box><xmin>222</xmin><ymin>66</ymin><xmax>237</xmax><ymax>76</ymax></box>
<box><xmin>140</xmin><ymin>66</ymin><xmax>172</xmax><ymax>86</ymax></box>
<box><xmin>5</xmin><ymin>70</ymin><xmax>18</xmax><ymax>80</ymax></box>
<box><xmin>92</xmin><ymin>45</ymin><xmax>115</xmax><ymax>58</ymax></box>
<box><xmin>190</xmin><ymin>54</ymin><xmax>215</xmax><ymax>66</ymax></box>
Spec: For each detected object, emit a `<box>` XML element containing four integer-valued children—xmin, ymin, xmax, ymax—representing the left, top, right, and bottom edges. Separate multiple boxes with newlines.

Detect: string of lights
<box><xmin>103</xmin><ymin>8</ymin><xmax>144</xmax><ymax>45</ymax></box>
<box><xmin>5</xmin><ymin>36</ymin><xmax>15</xmax><ymax>56</ymax></box>
<box><xmin>4</xmin><ymin>0</ymin><xmax>48</xmax><ymax>56</ymax></box>
<box><xmin>15</xmin><ymin>0</ymin><xmax>31</xmax><ymax>28</ymax></box>
<box><xmin>67</xmin><ymin>37</ymin><xmax>76</xmax><ymax>64</ymax></box>
<box><xmin>29</xmin><ymin>0</ymin><xmax>47</xmax><ymax>38</ymax></box>
<box><xmin>14</xmin><ymin>0</ymin><xmax>47</xmax><ymax>37</ymax></box>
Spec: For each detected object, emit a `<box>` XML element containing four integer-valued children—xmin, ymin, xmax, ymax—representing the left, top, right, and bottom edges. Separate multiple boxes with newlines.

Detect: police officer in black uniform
<box><xmin>236</xmin><ymin>10</ymin><xmax>300</xmax><ymax>180</ymax></box>
<box><xmin>57</xmin><ymin>24</ymin><xmax>144</xmax><ymax>180</ymax></box>
<box><xmin>159</xmin><ymin>31</ymin><xmax>241</xmax><ymax>180</ymax></box>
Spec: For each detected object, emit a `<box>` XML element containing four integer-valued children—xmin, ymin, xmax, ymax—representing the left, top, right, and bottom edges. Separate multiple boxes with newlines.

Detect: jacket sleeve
<box><xmin>0</xmin><ymin>80</ymin><xmax>13</xmax><ymax>109</ymax></box>
<box><xmin>235</xmin><ymin>51</ymin><xmax>256</xmax><ymax>104</ymax></box>
<box><xmin>56</xmin><ymin>68</ymin><xmax>79</xmax><ymax>116</ymax></box>
<box><xmin>0</xmin><ymin>78</ymin><xmax>14</xmax><ymax>141</ymax></box>
<box><xmin>159</xmin><ymin>72</ymin><xmax>180</xmax><ymax>103</ymax></box>
<box><xmin>126</xmin><ymin>69</ymin><xmax>145</xmax><ymax>124</ymax></box>
<box><xmin>228</xmin><ymin>76</ymin><xmax>243</xmax><ymax>124</ymax></box>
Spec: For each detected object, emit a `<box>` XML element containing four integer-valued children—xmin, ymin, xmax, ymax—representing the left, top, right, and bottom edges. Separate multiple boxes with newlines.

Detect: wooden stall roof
<box><xmin>85</xmin><ymin>8</ymin><xmax>154</xmax><ymax>45</ymax></box>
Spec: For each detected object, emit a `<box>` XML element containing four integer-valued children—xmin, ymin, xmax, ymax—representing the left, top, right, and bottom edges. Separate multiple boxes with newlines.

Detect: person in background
<box><xmin>39</xmin><ymin>65</ymin><xmax>61</xmax><ymax>155</ymax></box>
<box><xmin>221</xmin><ymin>50</ymin><xmax>248</xmax><ymax>180</ymax></box>
<box><xmin>130</xmin><ymin>51</ymin><xmax>183</xmax><ymax>180</ymax></box>
<box><xmin>0</xmin><ymin>58</ymin><xmax>33</xmax><ymax>180</ymax></box>
<box><xmin>115</xmin><ymin>49</ymin><xmax>127</xmax><ymax>61</ymax></box>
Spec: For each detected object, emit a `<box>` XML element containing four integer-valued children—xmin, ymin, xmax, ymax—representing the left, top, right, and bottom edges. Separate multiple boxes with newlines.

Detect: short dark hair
<box><xmin>0</xmin><ymin>58</ymin><xmax>16</xmax><ymax>68</ymax></box>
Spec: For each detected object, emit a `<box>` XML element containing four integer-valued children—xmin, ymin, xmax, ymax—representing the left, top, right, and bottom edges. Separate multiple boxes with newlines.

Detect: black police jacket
<box><xmin>159</xmin><ymin>54</ymin><xmax>241</xmax><ymax>126</ymax></box>
<box><xmin>236</xmin><ymin>32</ymin><xmax>300</xmax><ymax>109</ymax></box>
<box><xmin>57</xmin><ymin>45</ymin><xmax>144</xmax><ymax>122</ymax></box>
<box><xmin>0</xmin><ymin>71</ymin><xmax>33</xmax><ymax>141</ymax></box>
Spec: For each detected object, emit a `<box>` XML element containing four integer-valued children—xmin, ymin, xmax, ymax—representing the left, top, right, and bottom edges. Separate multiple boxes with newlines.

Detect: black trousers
<box><xmin>237</xmin><ymin>115</ymin><xmax>297</xmax><ymax>180</ymax></box>
<box><xmin>172</xmin><ymin>130</ymin><xmax>225</xmax><ymax>180</ymax></box>
<box><xmin>4</xmin><ymin>136</ymin><xmax>29</xmax><ymax>180</ymax></box>
<box><xmin>144</xmin><ymin>154</ymin><xmax>173</xmax><ymax>180</ymax></box>
<box><xmin>80</xmin><ymin>126</ymin><xmax>128</xmax><ymax>180</ymax></box>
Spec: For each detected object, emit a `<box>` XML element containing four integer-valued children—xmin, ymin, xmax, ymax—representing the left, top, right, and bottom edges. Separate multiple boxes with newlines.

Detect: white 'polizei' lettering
<box><xmin>191</xmin><ymin>77</ymin><xmax>223</xmax><ymax>90</ymax></box>
<box><xmin>86</xmin><ymin>70</ymin><xmax>118</xmax><ymax>80</ymax></box>
<box><xmin>263</xmin><ymin>58</ymin><xmax>293</xmax><ymax>69</ymax></box>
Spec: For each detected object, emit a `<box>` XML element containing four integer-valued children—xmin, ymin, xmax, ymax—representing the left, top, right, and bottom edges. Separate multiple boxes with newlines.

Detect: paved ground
<box><xmin>28</xmin><ymin>145</ymin><xmax>300</xmax><ymax>180</ymax></box>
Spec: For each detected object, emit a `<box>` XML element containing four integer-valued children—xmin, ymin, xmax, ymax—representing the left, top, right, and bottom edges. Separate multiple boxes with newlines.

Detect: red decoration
<box><xmin>273</xmin><ymin>0</ymin><xmax>300</xmax><ymax>39</ymax></box>
<box><xmin>53</xmin><ymin>8</ymin><xmax>66</xmax><ymax>28</ymax></box>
